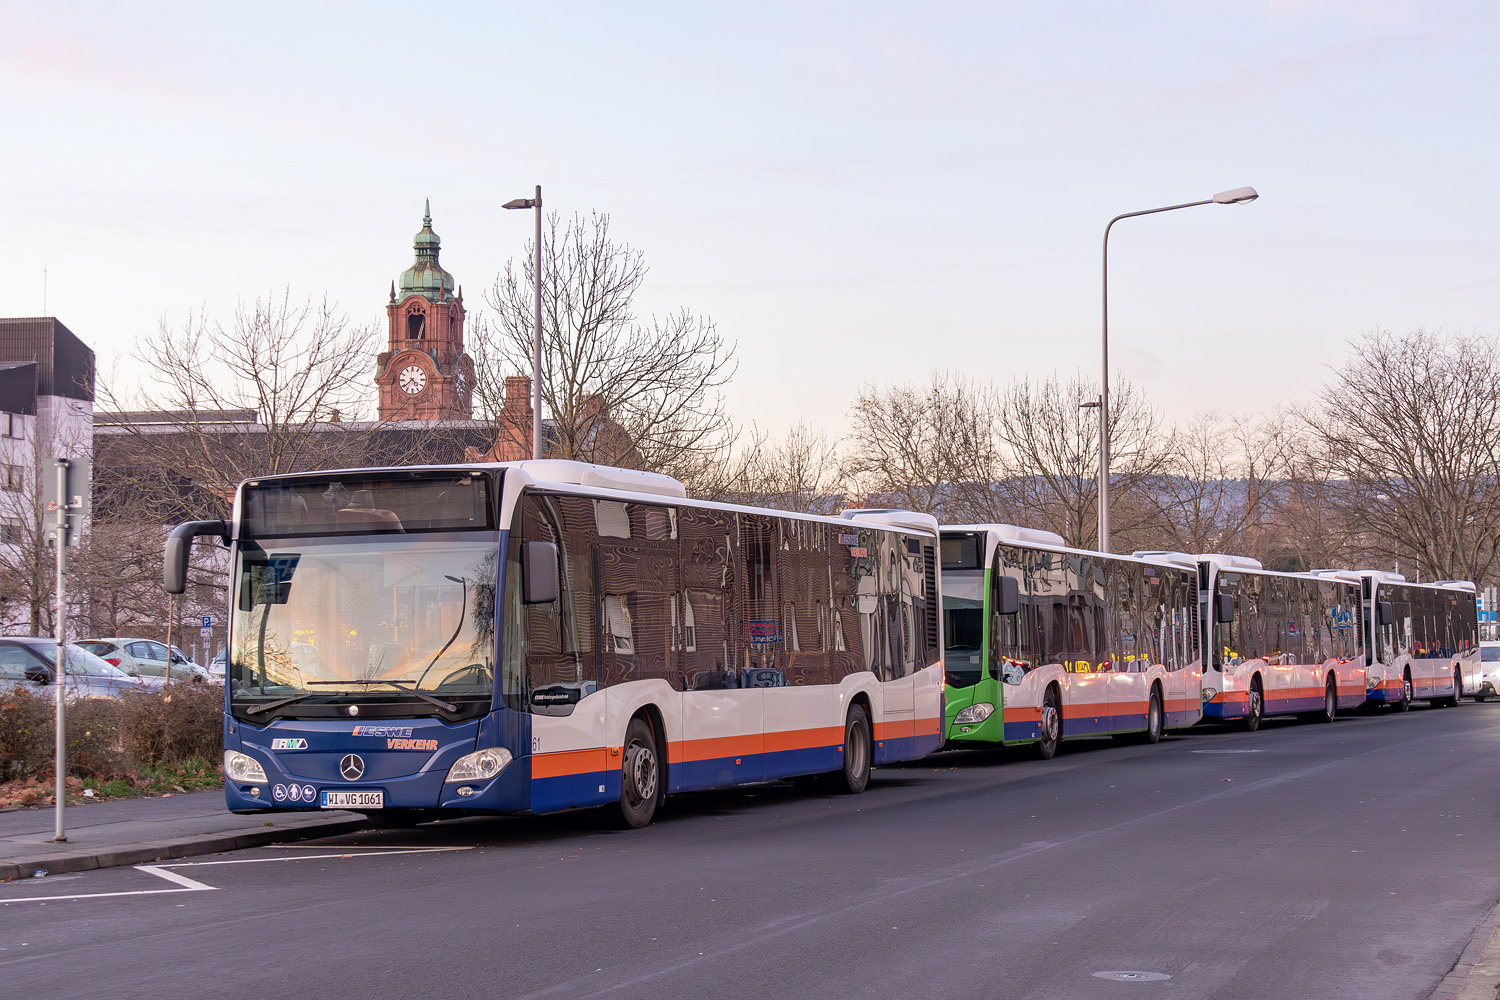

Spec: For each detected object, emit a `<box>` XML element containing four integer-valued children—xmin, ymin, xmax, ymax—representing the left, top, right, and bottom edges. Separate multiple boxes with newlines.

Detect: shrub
<box><xmin>0</xmin><ymin>687</ymin><xmax>125</xmax><ymax>780</ymax></box>
<box><xmin>117</xmin><ymin>681</ymin><xmax>223</xmax><ymax>768</ymax></box>
<box><xmin>0</xmin><ymin>687</ymin><xmax>55</xmax><ymax>780</ymax></box>
<box><xmin>0</xmin><ymin>681</ymin><xmax>221</xmax><ymax>781</ymax></box>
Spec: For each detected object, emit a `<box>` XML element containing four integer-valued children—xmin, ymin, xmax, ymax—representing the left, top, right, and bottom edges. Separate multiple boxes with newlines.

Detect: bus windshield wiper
<box><xmin>243</xmin><ymin>692</ymin><xmax>319</xmax><ymax>716</ymax></box>
<box><xmin>308</xmin><ymin>678</ymin><xmax>457</xmax><ymax>713</ymax></box>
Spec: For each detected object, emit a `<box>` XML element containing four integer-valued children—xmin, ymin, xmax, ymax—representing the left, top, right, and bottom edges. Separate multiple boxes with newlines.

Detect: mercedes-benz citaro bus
<box><xmin>1194</xmin><ymin>556</ymin><xmax>1368</xmax><ymax>730</ymax></box>
<box><xmin>163</xmin><ymin>460</ymin><xmax>946</xmax><ymax>828</ymax></box>
<box><xmin>1359</xmin><ymin>571</ymin><xmax>1478</xmax><ymax>710</ymax></box>
<box><xmin>939</xmin><ymin>525</ymin><xmax>1201</xmax><ymax>759</ymax></box>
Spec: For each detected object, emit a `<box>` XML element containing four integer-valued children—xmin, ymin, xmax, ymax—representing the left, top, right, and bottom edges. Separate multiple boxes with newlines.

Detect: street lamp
<box><xmin>1097</xmin><ymin>186</ymin><xmax>1258</xmax><ymax>553</ymax></box>
<box><xmin>503</xmin><ymin>185</ymin><xmax>543</xmax><ymax>460</ymax></box>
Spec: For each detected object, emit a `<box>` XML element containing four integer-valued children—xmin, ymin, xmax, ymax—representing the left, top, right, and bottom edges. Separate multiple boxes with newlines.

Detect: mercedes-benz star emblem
<box><xmin>339</xmin><ymin>754</ymin><xmax>365</xmax><ymax>781</ymax></box>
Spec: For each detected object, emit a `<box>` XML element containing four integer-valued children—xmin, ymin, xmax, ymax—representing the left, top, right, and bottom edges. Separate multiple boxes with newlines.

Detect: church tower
<box><xmin>375</xmin><ymin>202</ymin><xmax>475</xmax><ymax>420</ymax></box>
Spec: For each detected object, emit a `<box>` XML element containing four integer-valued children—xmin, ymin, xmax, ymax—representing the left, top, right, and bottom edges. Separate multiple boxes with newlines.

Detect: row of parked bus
<box><xmin>164</xmin><ymin>459</ymin><xmax>1483</xmax><ymax>829</ymax></box>
<box><xmin>939</xmin><ymin>523</ymin><xmax>1482</xmax><ymax>761</ymax></box>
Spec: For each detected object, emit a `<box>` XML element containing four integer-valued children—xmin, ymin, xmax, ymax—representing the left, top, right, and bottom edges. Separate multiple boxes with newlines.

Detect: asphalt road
<box><xmin>5</xmin><ymin>700</ymin><xmax>1500</xmax><ymax>1000</ymax></box>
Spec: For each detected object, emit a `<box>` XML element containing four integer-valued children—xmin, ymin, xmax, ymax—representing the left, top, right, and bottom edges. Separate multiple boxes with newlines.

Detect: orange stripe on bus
<box><xmin>531</xmin><ymin>747</ymin><xmax>610</xmax><ymax>779</ymax></box>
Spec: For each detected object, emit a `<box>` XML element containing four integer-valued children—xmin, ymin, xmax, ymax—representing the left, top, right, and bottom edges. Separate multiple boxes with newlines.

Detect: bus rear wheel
<box><xmin>616</xmin><ymin>716</ymin><xmax>662</xmax><ymax>829</ymax></box>
<box><xmin>1303</xmin><ymin>678</ymin><xmax>1335</xmax><ymax>724</ymax></box>
<box><xmin>1144</xmin><ymin>689</ymin><xmax>1164</xmax><ymax>744</ymax></box>
<box><xmin>832</xmin><ymin>704</ymin><xmax>872</xmax><ymax>794</ymax></box>
<box><xmin>1037</xmin><ymin>686</ymin><xmax>1061</xmax><ymax>759</ymax></box>
<box><xmin>1441</xmin><ymin>668</ymin><xmax>1461</xmax><ymax>707</ymax></box>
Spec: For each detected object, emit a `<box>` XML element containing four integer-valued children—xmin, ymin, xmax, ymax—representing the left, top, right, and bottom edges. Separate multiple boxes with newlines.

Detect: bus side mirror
<box><xmin>996</xmin><ymin>576</ymin><xmax>1020</xmax><ymax>616</ymax></box>
<box><xmin>164</xmin><ymin>520</ymin><xmax>229</xmax><ymax>594</ymax></box>
<box><xmin>1215</xmin><ymin>593</ymin><xmax>1235</xmax><ymax>624</ymax></box>
<box><xmin>1378</xmin><ymin>601</ymin><xmax>1393</xmax><ymax>627</ymax></box>
<box><xmin>522</xmin><ymin>541</ymin><xmax>559</xmax><ymax>604</ymax></box>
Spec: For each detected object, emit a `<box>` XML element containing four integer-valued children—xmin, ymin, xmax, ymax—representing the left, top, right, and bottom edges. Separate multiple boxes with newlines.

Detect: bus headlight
<box><xmin>1366</xmin><ymin>673</ymin><xmax>1380</xmax><ymax>689</ymax></box>
<box><xmin>1201</xmin><ymin>687</ymin><xmax>1219</xmax><ymax>703</ymax></box>
<box><xmin>446</xmin><ymin>748</ymin><xmax>513</xmax><ymax>783</ymax></box>
<box><xmin>953</xmin><ymin>703</ymin><xmax>994</xmax><ymax>725</ymax></box>
<box><xmin>224</xmin><ymin>749</ymin><xmax>268</xmax><ymax>784</ymax></box>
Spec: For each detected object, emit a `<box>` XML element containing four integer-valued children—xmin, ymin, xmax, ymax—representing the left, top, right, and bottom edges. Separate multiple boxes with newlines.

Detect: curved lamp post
<box><xmin>503</xmin><ymin>186</ymin><xmax>543</xmax><ymax>460</ymax></box>
<box><xmin>1098</xmin><ymin>186</ymin><xmax>1258</xmax><ymax>552</ymax></box>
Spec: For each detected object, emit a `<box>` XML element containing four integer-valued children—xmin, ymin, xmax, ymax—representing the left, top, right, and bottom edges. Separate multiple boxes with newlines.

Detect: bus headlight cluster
<box><xmin>1366</xmin><ymin>673</ymin><xmax>1380</xmax><ymax>689</ymax></box>
<box><xmin>446</xmin><ymin>748</ymin><xmax>513</xmax><ymax>783</ymax></box>
<box><xmin>1201</xmin><ymin>687</ymin><xmax>1218</xmax><ymax>703</ymax></box>
<box><xmin>953</xmin><ymin>703</ymin><xmax>994</xmax><ymax>725</ymax></box>
<box><xmin>224</xmin><ymin>749</ymin><xmax>268</xmax><ymax>784</ymax></box>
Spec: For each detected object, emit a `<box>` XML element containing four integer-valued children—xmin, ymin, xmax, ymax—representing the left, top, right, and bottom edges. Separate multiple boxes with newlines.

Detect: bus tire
<box><xmin>1303</xmin><ymin>677</ymin><xmax>1335</xmax><ymax>724</ymax></box>
<box><xmin>833</xmin><ymin>703</ymin><xmax>872</xmax><ymax>794</ymax></box>
<box><xmin>1395</xmin><ymin>671</ymin><xmax>1413</xmax><ymax>712</ymax></box>
<box><xmin>1244</xmin><ymin>678</ymin><xmax>1263</xmax><ymax>732</ymax></box>
<box><xmin>1142</xmin><ymin>687</ymin><xmax>1164</xmax><ymax>744</ymax></box>
<box><xmin>616</xmin><ymin>716</ymin><xmax>662</xmax><ymax>829</ymax></box>
<box><xmin>1441</xmin><ymin>668</ymin><xmax>1461</xmax><ymax>708</ymax></box>
<box><xmin>1037</xmin><ymin>686</ymin><xmax>1061</xmax><ymax>760</ymax></box>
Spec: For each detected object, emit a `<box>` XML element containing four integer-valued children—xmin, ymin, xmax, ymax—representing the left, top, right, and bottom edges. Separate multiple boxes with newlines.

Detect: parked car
<box><xmin>0</xmin><ymin>637</ymin><xmax>166</xmax><ymax>698</ymax></box>
<box><xmin>1477</xmin><ymin>640</ymin><xmax>1500</xmax><ymax>701</ymax></box>
<box><xmin>208</xmin><ymin>647</ymin><xmax>226</xmax><ymax>681</ymax></box>
<box><xmin>75</xmin><ymin>638</ymin><xmax>213</xmax><ymax>683</ymax></box>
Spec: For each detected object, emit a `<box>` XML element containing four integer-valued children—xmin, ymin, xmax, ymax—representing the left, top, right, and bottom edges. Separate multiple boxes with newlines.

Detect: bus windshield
<box><xmin>229</xmin><ymin>536</ymin><xmax>498</xmax><ymax>721</ymax></box>
<box><xmin>943</xmin><ymin>571</ymin><xmax>985</xmax><ymax>688</ymax></box>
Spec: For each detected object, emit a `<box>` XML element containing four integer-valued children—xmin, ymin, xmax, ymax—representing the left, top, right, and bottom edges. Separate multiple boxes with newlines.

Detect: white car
<box><xmin>1477</xmin><ymin>641</ymin><xmax>1499</xmax><ymax>701</ymax></box>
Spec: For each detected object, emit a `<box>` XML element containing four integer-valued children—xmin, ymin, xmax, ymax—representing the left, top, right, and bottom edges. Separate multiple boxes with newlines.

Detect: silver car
<box><xmin>0</xmin><ymin>637</ymin><xmax>166</xmax><ymax>698</ymax></box>
<box><xmin>75</xmin><ymin>638</ymin><xmax>212</xmax><ymax>683</ymax></box>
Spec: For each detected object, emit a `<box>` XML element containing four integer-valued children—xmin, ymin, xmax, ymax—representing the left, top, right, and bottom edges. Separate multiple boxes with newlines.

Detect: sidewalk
<box><xmin>0</xmin><ymin>790</ymin><xmax>368</xmax><ymax>881</ymax></box>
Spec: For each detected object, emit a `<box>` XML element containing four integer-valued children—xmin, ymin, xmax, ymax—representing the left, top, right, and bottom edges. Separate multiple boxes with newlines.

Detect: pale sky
<box><xmin>3</xmin><ymin>1</ymin><xmax>1498</xmax><ymax>442</ymax></box>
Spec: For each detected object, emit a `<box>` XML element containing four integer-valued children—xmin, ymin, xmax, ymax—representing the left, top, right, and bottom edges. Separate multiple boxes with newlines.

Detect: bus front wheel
<box><xmin>1037</xmin><ymin>687</ymin><xmax>1061</xmax><ymax>760</ymax></box>
<box><xmin>1395</xmin><ymin>672</ymin><xmax>1413</xmax><ymax>712</ymax></box>
<box><xmin>616</xmin><ymin>716</ymin><xmax>662</xmax><ymax>829</ymax></box>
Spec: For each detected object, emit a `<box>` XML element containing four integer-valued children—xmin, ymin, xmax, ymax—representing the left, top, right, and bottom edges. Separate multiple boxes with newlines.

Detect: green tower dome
<box><xmin>397</xmin><ymin>200</ymin><xmax>456</xmax><ymax>301</ymax></box>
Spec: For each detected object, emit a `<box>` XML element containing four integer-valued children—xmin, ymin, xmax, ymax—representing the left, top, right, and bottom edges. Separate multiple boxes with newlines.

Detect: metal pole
<box><xmin>1098</xmin><ymin>198</ymin><xmax>1214</xmax><ymax>554</ymax></box>
<box><xmin>52</xmin><ymin>458</ymin><xmax>69</xmax><ymax>842</ymax></box>
<box><xmin>532</xmin><ymin>185</ymin><xmax>543</xmax><ymax>461</ymax></box>
<box><xmin>1100</xmin><ymin>228</ymin><xmax>1111</xmax><ymax>554</ymax></box>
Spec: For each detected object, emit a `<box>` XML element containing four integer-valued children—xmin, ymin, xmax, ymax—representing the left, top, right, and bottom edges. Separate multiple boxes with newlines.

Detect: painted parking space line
<box><xmin>1</xmin><ymin>865</ymin><xmax>216</xmax><ymax>904</ymax></box>
<box><xmin>0</xmin><ymin>846</ymin><xmax>472</xmax><ymax>905</ymax></box>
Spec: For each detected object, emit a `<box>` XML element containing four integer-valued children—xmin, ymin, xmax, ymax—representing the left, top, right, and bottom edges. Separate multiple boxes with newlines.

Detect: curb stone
<box><xmin>1429</xmin><ymin>894</ymin><xmax>1500</xmax><ymax>1000</ymax></box>
<box><xmin>0</xmin><ymin>815</ymin><xmax>368</xmax><ymax>882</ymax></box>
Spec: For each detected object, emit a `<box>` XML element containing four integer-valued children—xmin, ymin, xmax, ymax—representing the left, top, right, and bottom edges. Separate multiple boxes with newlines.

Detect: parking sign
<box><xmin>201</xmin><ymin>616</ymin><xmax>212</xmax><ymax>628</ymax></box>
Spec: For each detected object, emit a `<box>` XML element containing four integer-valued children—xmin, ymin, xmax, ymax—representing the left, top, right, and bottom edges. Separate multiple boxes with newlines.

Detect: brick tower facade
<box><xmin>375</xmin><ymin>202</ymin><xmax>475</xmax><ymax>420</ymax></box>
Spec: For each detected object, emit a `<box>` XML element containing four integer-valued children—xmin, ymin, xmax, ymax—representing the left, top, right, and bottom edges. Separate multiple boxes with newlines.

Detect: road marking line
<box><xmin>136</xmin><ymin>864</ymin><xmax>217</xmax><ymax>890</ymax></box>
<box><xmin>1</xmin><ymin>865</ymin><xmax>216</xmax><ymax>904</ymax></box>
<box><xmin>157</xmin><ymin>846</ymin><xmax>472</xmax><ymax>868</ymax></box>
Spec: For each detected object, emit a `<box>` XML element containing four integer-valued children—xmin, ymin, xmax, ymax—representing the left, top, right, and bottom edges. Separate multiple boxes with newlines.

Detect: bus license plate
<box><xmin>322</xmin><ymin>791</ymin><xmax>382</xmax><ymax>809</ymax></box>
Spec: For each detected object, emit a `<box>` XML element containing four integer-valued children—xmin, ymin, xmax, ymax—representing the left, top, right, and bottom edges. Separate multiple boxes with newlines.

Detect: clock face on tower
<box><xmin>398</xmin><ymin>364</ymin><xmax>427</xmax><ymax>395</ymax></box>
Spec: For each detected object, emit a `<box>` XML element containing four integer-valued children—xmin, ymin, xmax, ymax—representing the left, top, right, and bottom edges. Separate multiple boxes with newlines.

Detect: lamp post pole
<box><xmin>503</xmin><ymin>186</ymin><xmax>544</xmax><ymax>460</ymax></box>
<box><xmin>1098</xmin><ymin>186</ymin><xmax>1258</xmax><ymax>553</ymax></box>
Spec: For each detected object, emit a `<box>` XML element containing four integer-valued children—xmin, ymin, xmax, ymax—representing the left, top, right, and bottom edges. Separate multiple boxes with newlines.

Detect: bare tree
<box><xmin>95</xmin><ymin>292</ymin><xmax>386</xmax><ymax>520</ymax></box>
<box><xmin>720</xmin><ymin>422</ymin><xmax>845</xmax><ymax>514</ymax></box>
<box><xmin>1300</xmin><ymin>328</ymin><xmax>1500</xmax><ymax>584</ymax></box>
<box><xmin>1136</xmin><ymin>412</ymin><xmax>1293</xmax><ymax>558</ymax></box>
<box><xmin>992</xmin><ymin>372</ymin><xmax>1174</xmax><ymax>549</ymax></box>
<box><xmin>844</xmin><ymin>372</ymin><xmax>1003</xmax><ymax>518</ymax></box>
<box><xmin>476</xmin><ymin>212</ymin><xmax>737</xmax><ymax>484</ymax></box>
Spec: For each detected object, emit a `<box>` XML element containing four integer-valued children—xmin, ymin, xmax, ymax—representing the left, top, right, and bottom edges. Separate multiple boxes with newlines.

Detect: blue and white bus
<box><xmin>165</xmin><ymin>460</ymin><xmax>945</xmax><ymax>828</ymax></box>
